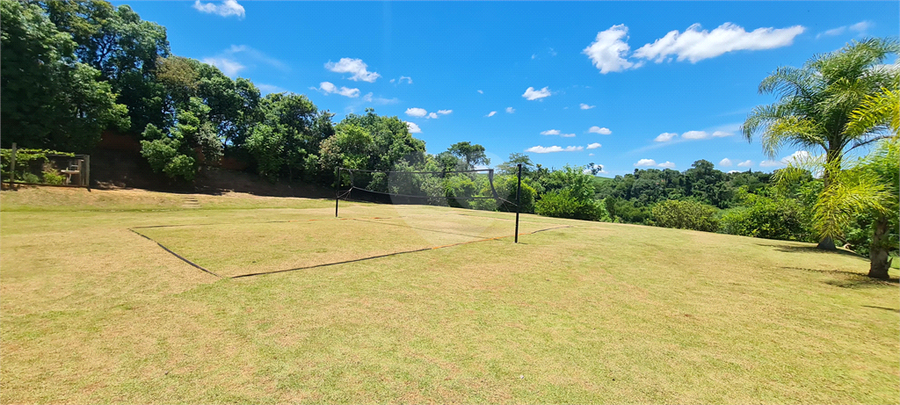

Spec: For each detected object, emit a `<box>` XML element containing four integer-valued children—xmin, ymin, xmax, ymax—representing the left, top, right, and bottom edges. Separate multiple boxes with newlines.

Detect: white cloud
<box><xmin>407</xmin><ymin>108</ymin><xmax>449</xmax><ymax>119</ymax></box>
<box><xmin>719</xmin><ymin>158</ymin><xmax>733</xmax><ymax>167</ymax></box>
<box><xmin>588</xmin><ymin>126</ymin><xmax>612</xmax><ymax>135</ymax></box>
<box><xmin>540</xmin><ymin>129</ymin><xmax>561</xmax><ymax>136</ymax></box>
<box><xmin>525</xmin><ymin>145</ymin><xmax>584</xmax><ymax>153</ymax></box>
<box><xmin>202</xmin><ymin>57</ymin><xmax>245</xmax><ymax>77</ymax></box>
<box><xmin>633</xmin><ymin>23</ymin><xmax>805</xmax><ymax>64</ymax></box>
<box><xmin>560</xmin><ymin>133</ymin><xmax>576</xmax><ymax>138</ymax></box>
<box><xmin>781</xmin><ymin>150</ymin><xmax>811</xmax><ymax>165</ymax></box>
<box><xmin>849</xmin><ymin>21</ymin><xmax>872</xmax><ymax>32</ymax></box>
<box><xmin>583</xmin><ymin>24</ymin><xmax>638</xmax><ymax>74</ymax></box>
<box><xmin>580</xmin><ymin>103</ymin><xmax>596</xmax><ymax>110</ymax></box>
<box><xmin>682</xmin><ymin>130</ymin><xmax>709</xmax><ymax>140</ymax></box>
<box><xmin>361</xmin><ymin>93</ymin><xmax>399</xmax><ymax>105</ymax></box>
<box><xmin>635</xmin><ymin>159</ymin><xmax>675</xmax><ymax>168</ymax></box>
<box><xmin>506</xmin><ymin>107</ymin><xmax>516</xmax><ymax>114</ymax></box>
<box><xmin>203</xmin><ymin>45</ymin><xmax>287</xmax><ymax>77</ymax></box>
<box><xmin>762</xmin><ymin>151</ymin><xmax>813</xmax><ymax>168</ymax></box>
<box><xmin>819</xmin><ymin>27</ymin><xmax>846</xmax><ymax>38</ymax></box>
<box><xmin>193</xmin><ymin>0</ymin><xmax>245</xmax><ymax>18</ymax></box>
<box><xmin>477</xmin><ymin>90</ymin><xmax>484</xmax><ymax>94</ymax></box>
<box><xmin>405</xmin><ymin>107</ymin><xmax>428</xmax><ymax>117</ymax></box>
<box><xmin>728</xmin><ymin>170</ymin><xmax>742</xmax><ymax>174</ymax></box>
<box><xmin>486</xmin><ymin>111</ymin><xmax>497</xmax><ymax>117</ymax></box>
<box><xmin>316</xmin><ymin>82</ymin><xmax>359</xmax><ymax>98</ymax></box>
<box><xmin>737</xmin><ymin>160</ymin><xmax>753</xmax><ymax>167</ymax></box>
<box><xmin>589</xmin><ymin>153</ymin><xmax>595</xmax><ymax>156</ymax></box>
<box><xmin>654</xmin><ymin>132</ymin><xmax>678</xmax><ymax>142</ymax></box>
<box><xmin>587</xmin><ymin>143</ymin><xmax>602</xmax><ymax>149</ymax></box>
<box><xmin>657</xmin><ymin>161</ymin><xmax>676</xmax><ymax>169</ymax></box>
<box><xmin>531</xmin><ymin>54</ymin><xmax>537</xmax><ymax>60</ymax></box>
<box><xmin>712</xmin><ymin>130</ymin><xmax>733</xmax><ymax>137</ymax></box>
<box><xmin>256</xmin><ymin>83</ymin><xmax>287</xmax><ymax>94</ymax></box>
<box><xmin>522</xmin><ymin>86</ymin><xmax>551</xmax><ymax>101</ymax></box>
<box><xmin>405</xmin><ymin>122</ymin><xmax>422</xmax><ymax>134</ymax></box>
<box><xmin>325</xmin><ymin>58</ymin><xmax>381</xmax><ymax>82</ymax></box>
<box><xmin>818</xmin><ymin>21</ymin><xmax>872</xmax><ymax>38</ymax></box>
<box><xmin>398</xmin><ymin>76</ymin><xmax>412</xmax><ymax>84</ymax></box>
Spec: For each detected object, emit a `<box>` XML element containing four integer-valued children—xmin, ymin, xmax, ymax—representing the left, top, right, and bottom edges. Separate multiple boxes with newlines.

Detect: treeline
<box><xmin>0</xmin><ymin>0</ymin><xmax>425</xmax><ymax>185</ymax></box>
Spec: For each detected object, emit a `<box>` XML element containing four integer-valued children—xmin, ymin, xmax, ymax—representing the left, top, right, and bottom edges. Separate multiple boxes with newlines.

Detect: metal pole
<box><xmin>515</xmin><ymin>163</ymin><xmax>522</xmax><ymax>243</ymax></box>
<box><xmin>334</xmin><ymin>167</ymin><xmax>340</xmax><ymax>217</ymax></box>
<box><xmin>84</xmin><ymin>154</ymin><xmax>90</xmax><ymax>191</ymax></box>
<box><xmin>9</xmin><ymin>143</ymin><xmax>16</xmax><ymax>189</ymax></box>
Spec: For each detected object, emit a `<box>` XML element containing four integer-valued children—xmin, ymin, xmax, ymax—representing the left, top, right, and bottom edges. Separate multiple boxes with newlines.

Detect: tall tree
<box><xmin>39</xmin><ymin>0</ymin><xmax>171</xmax><ymax>132</ymax></box>
<box><xmin>741</xmin><ymin>37</ymin><xmax>899</xmax><ymax>249</ymax></box>
<box><xmin>448</xmin><ymin>141</ymin><xmax>489</xmax><ymax>170</ymax></box>
<box><xmin>1</xmin><ymin>0</ymin><xmax>128</xmax><ymax>152</ymax></box>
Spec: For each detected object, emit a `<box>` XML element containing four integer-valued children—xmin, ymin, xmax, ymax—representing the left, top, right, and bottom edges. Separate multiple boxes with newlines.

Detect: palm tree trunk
<box><xmin>817</xmin><ymin>236</ymin><xmax>837</xmax><ymax>250</ymax></box>
<box><xmin>817</xmin><ymin>147</ymin><xmax>840</xmax><ymax>251</ymax></box>
<box><xmin>868</xmin><ymin>213</ymin><xmax>892</xmax><ymax>279</ymax></box>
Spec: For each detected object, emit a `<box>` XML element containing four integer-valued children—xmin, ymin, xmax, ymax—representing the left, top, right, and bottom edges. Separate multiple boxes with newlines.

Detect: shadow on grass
<box><xmin>779</xmin><ymin>267</ymin><xmax>899</xmax><ymax>289</ymax></box>
<box><xmin>758</xmin><ymin>243</ymin><xmax>867</xmax><ymax>259</ymax></box>
<box><xmin>862</xmin><ymin>305</ymin><xmax>900</xmax><ymax>313</ymax></box>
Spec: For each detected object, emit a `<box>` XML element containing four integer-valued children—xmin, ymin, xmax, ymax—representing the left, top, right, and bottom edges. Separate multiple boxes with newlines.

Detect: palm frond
<box><xmin>847</xmin><ymin>87</ymin><xmax>900</xmax><ymax>137</ymax></box>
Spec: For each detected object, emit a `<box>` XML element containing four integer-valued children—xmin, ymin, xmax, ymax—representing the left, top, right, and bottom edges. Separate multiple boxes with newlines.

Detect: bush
<box><xmin>41</xmin><ymin>168</ymin><xmax>66</xmax><ymax>185</ymax></box>
<box><xmin>651</xmin><ymin>200</ymin><xmax>719</xmax><ymax>232</ymax></box>
<box><xmin>535</xmin><ymin>189</ymin><xmax>609</xmax><ymax>221</ymax></box>
<box><xmin>718</xmin><ymin>194</ymin><xmax>813</xmax><ymax>241</ymax></box>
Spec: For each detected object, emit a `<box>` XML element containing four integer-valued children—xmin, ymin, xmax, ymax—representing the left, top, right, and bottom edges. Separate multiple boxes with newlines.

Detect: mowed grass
<box><xmin>1</xmin><ymin>187</ymin><xmax>898</xmax><ymax>403</ymax></box>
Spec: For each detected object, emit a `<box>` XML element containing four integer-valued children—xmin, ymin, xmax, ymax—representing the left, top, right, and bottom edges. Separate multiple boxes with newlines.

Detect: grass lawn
<box><xmin>1</xmin><ymin>187</ymin><xmax>898</xmax><ymax>403</ymax></box>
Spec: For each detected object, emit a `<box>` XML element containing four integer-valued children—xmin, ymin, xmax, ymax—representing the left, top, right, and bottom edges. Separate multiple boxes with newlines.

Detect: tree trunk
<box><xmin>817</xmin><ymin>236</ymin><xmax>837</xmax><ymax>250</ymax></box>
<box><xmin>868</xmin><ymin>214</ymin><xmax>892</xmax><ymax>280</ymax></box>
<box><xmin>817</xmin><ymin>147</ymin><xmax>841</xmax><ymax>251</ymax></box>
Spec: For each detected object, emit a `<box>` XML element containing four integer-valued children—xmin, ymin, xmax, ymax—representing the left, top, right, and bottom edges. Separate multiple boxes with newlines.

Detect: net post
<box><xmin>515</xmin><ymin>163</ymin><xmax>522</xmax><ymax>243</ymax></box>
<box><xmin>9</xmin><ymin>143</ymin><xmax>16</xmax><ymax>190</ymax></box>
<box><xmin>334</xmin><ymin>167</ymin><xmax>340</xmax><ymax>217</ymax></box>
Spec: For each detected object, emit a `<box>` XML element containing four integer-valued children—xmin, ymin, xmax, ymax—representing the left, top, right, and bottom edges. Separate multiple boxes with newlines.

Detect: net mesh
<box><xmin>337</xmin><ymin>168</ymin><xmax>516</xmax><ymax>211</ymax></box>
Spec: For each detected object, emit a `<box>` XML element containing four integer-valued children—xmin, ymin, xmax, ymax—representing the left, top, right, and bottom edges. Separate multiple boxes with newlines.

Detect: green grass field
<box><xmin>2</xmin><ymin>187</ymin><xmax>898</xmax><ymax>403</ymax></box>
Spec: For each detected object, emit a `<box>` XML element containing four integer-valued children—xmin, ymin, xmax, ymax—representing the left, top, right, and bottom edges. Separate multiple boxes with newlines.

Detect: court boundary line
<box><xmin>128</xmin><ymin>219</ymin><xmax>572</xmax><ymax>279</ymax></box>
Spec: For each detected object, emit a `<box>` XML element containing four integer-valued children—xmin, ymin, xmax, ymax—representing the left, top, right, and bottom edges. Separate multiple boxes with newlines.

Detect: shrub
<box><xmin>651</xmin><ymin>200</ymin><xmax>719</xmax><ymax>232</ymax></box>
<box><xmin>536</xmin><ymin>189</ymin><xmax>609</xmax><ymax>221</ymax></box>
<box><xmin>718</xmin><ymin>193</ymin><xmax>813</xmax><ymax>241</ymax></box>
<box><xmin>41</xmin><ymin>168</ymin><xmax>66</xmax><ymax>185</ymax></box>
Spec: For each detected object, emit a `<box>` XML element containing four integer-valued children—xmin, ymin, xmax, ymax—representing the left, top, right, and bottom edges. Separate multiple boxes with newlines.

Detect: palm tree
<box><xmin>849</xmin><ymin>87</ymin><xmax>899</xmax><ymax>279</ymax></box>
<box><xmin>742</xmin><ymin>37</ymin><xmax>899</xmax><ymax>250</ymax></box>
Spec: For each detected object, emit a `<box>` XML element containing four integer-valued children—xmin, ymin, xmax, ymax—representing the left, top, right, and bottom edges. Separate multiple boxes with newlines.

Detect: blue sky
<box><xmin>117</xmin><ymin>1</ymin><xmax>898</xmax><ymax>176</ymax></box>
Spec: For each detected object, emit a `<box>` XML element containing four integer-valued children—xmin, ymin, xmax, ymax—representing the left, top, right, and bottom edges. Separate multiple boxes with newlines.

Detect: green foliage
<box><xmin>535</xmin><ymin>189</ymin><xmax>609</xmax><ymax>221</ymax></box>
<box><xmin>719</xmin><ymin>191</ymin><xmax>813</xmax><ymax>241</ymax></box>
<box><xmin>742</xmin><ymin>37</ymin><xmax>898</xmax><ymax>165</ymax></box>
<box><xmin>1</xmin><ymin>148</ymin><xmax>76</xmax><ymax>183</ymax></box>
<box><xmin>496</xmin><ymin>153</ymin><xmax>534</xmax><ymax>176</ymax></box>
<box><xmin>41</xmin><ymin>167</ymin><xmax>66</xmax><ymax>185</ymax></box>
<box><xmin>447</xmin><ymin>142</ymin><xmax>489</xmax><ymax>170</ymax></box>
<box><xmin>604</xmin><ymin>197</ymin><xmax>651</xmax><ymax>224</ymax></box>
<box><xmin>1</xmin><ymin>0</ymin><xmax>129</xmax><ymax>152</ymax></box>
<box><xmin>40</xmin><ymin>0</ymin><xmax>171</xmax><ymax>133</ymax></box>
<box><xmin>534</xmin><ymin>165</ymin><xmax>609</xmax><ymax>221</ymax></box>
<box><xmin>139</xmin><ymin>120</ymin><xmax>198</xmax><ymax>181</ymax></box>
<box><xmin>651</xmin><ymin>200</ymin><xmax>720</xmax><ymax>232</ymax></box>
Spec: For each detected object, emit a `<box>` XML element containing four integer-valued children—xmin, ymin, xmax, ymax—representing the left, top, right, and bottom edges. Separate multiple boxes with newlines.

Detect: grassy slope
<box><xmin>1</xmin><ymin>187</ymin><xmax>897</xmax><ymax>404</ymax></box>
